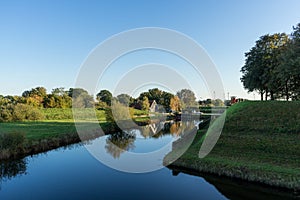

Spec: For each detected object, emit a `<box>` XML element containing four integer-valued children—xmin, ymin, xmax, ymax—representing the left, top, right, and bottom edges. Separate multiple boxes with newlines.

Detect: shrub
<box><xmin>0</xmin><ymin>106</ymin><xmax>13</xmax><ymax>122</ymax></box>
<box><xmin>12</xmin><ymin>104</ymin><xmax>44</xmax><ymax>121</ymax></box>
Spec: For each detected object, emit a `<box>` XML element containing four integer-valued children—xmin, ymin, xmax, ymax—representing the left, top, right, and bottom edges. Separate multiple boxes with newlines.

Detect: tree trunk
<box><xmin>265</xmin><ymin>91</ymin><xmax>268</xmax><ymax>101</ymax></box>
<box><xmin>285</xmin><ymin>81</ymin><xmax>289</xmax><ymax>101</ymax></box>
<box><xmin>260</xmin><ymin>92</ymin><xmax>264</xmax><ymax>101</ymax></box>
<box><xmin>270</xmin><ymin>91</ymin><xmax>274</xmax><ymax>100</ymax></box>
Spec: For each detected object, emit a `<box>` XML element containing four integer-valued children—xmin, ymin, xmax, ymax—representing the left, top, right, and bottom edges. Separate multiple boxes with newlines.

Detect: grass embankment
<box><xmin>0</xmin><ymin>108</ymin><xmax>150</xmax><ymax>160</ymax></box>
<box><xmin>165</xmin><ymin>101</ymin><xmax>300</xmax><ymax>192</ymax></box>
<box><xmin>0</xmin><ymin>121</ymin><xmax>108</xmax><ymax>160</ymax></box>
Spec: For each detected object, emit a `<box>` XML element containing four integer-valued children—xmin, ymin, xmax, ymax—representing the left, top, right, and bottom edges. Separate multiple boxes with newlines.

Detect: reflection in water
<box><xmin>0</xmin><ymin>159</ymin><xmax>27</xmax><ymax>189</ymax></box>
<box><xmin>143</xmin><ymin>120</ymin><xmax>198</xmax><ymax>138</ymax></box>
<box><xmin>105</xmin><ymin>120</ymin><xmax>199</xmax><ymax>159</ymax></box>
<box><xmin>105</xmin><ymin>131</ymin><xmax>136</xmax><ymax>159</ymax></box>
<box><xmin>168</xmin><ymin>166</ymin><xmax>298</xmax><ymax>200</ymax></box>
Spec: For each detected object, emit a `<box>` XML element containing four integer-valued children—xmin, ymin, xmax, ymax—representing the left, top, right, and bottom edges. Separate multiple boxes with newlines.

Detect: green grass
<box><xmin>0</xmin><ymin>120</ymin><xmax>123</xmax><ymax>160</ymax></box>
<box><xmin>131</xmin><ymin>108</ymin><xmax>148</xmax><ymax>116</ymax></box>
<box><xmin>42</xmin><ymin>108</ymin><xmax>148</xmax><ymax>121</ymax></box>
<box><xmin>41</xmin><ymin>108</ymin><xmax>106</xmax><ymax>121</ymax></box>
<box><xmin>0</xmin><ymin>121</ymin><xmax>78</xmax><ymax>141</ymax></box>
<box><xmin>166</xmin><ymin>101</ymin><xmax>300</xmax><ymax>191</ymax></box>
<box><xmin>0</xmin><ymin>107</ymin><xmax>151</xmax><ymax>160</ymax></box>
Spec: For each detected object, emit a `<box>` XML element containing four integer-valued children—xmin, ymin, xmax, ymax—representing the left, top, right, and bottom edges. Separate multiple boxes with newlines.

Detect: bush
<box><xmin>0</xmin><ymin>106</ymin><xmax>13</xmax><ymax>122</ymax></box>
<box><xmin>13</xmin><ymin>104</ymin><xmax>44</xmax><ymax>121</ymax></box>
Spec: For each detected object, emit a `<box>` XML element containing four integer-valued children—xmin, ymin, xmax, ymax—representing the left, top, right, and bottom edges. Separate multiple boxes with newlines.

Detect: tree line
<box><xmin>0</xmin><ymin>87</ymin><xmax>209</xmax><ymax>122</ymax></box>
<box><xmin>241</xmin><ymin>23</ymin><xmax>300</xmax><ymax>101</ymax></box>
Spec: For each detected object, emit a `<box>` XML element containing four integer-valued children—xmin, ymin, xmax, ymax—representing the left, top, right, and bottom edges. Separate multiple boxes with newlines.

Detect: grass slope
<box><xmin>167</xmin><ymin>101</ymin><xmax>300</xmax><ymax>191</ymax></box>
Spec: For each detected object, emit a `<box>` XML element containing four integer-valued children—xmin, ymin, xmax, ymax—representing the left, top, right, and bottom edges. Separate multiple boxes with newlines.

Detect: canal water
<box><xmin>0</xmin><ymin>122</ymin><xmax>297</xmax><ymax>200</ymax></box>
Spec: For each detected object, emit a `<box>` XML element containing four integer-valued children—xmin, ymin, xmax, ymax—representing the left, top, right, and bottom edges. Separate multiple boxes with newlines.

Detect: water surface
<box><xmin>0</xmin><ymin>121</ymin><xmax>297</xmax><ymax>200</ymax></box>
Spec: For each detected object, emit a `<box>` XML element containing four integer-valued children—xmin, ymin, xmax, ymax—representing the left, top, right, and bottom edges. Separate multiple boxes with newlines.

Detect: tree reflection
<box><xmin>139</xmin><ymin>120</ymin><xmax>199</xmax><ymax>139</ymax></box>
<box><xmin>105</xmin><ymin>131</ymin><xmax>136</xmax><ymax>159</ymax></box>
<box><xmin>105</xmin><ymin>120</ymin><xmax>200</xmax><ymax>159</ymax></box>
<box><xmin>0</xmin><ymin>159</ymin><xmax>27</xmax><ymax>189</ymax></box>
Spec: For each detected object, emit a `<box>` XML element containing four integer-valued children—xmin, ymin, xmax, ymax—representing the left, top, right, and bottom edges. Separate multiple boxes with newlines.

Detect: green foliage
<box><xmin>176</xmin><ymin>89</ymin><xmax>197</xmax><ymax>108</ymax></box>
<box><xmin>131</xmin><ymin>108</ymin><xmax>148</xmax><ymax>116</ymax></box>
<box><xmin>241</xmin><ymin>24</ymin><xmax>300</xmax><ymax>101</ymax></box>
<box><xmin>170</xmin><ymin>95</ymin><xmax>181</xmax><ymax>112</ymax></box>
<box><xmin>199</xmin><ymin>99</ymin><xmax>225</xmax><ymax>107</ymax></box>
<box><xmin>138</xmin><ymin>88</ymin><xmax>174</xmax><ymax>111</ymax></box>
<box><xmin>212</xmin><ymin>99</ymin><xmax>225</xmax><ymax>107</ymax></box>
<box><xmin>12</xmin><ymin>104</ymin><xmax>44</xmax><ymax>121</ymax></box>
<box><xmin>44</xmin><ymin>88</ymin><xmax>72</xmax><ymax>108</ymax></box>
<box><xmin>117</xmin><ymin>93</ymin><xmax>133</xmax><ymax>106</ymax></box>
<box><xmin>41</xmin><ymin>108</ymin><xmax>106</xmax><ymax>121</ymax></box>
<box><xmin>111</xmin><ymin>101</ymin><xmax>134</xmax><ymax>121</ymax></box>
<box><xmin>278</xmin><ymin>23</ymin><xmax>300</xmax><ymax>100</ymax></box>
<box><xmin>0</xmin><ymin>106</ymin><xmax>13</xmax><ymax>122</ymax></box>
<box><xmin>68</xmin><ymin>88</ymin><xmax>94</xmax><ymax>108</ymax></box>
<box><xmin>96</xmin><ymin>90</ymin><xmax>112</xmax><ymax>106</ymax></box>
<box><xmin>0</xmin><ymin>104</ymin><xmax>44</xmax><ymax>122</ymax></box>
<box><xmin>141</xmin><ymin>96</ymin><xmax>150</xmax><ymax>111</ymax></box>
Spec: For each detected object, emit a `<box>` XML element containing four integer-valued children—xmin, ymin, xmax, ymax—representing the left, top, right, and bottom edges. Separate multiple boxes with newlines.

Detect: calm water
<box><xmin>0</xmin><ymin>122</ymin><xmax>297</xmax><ymax>200</ymax></box>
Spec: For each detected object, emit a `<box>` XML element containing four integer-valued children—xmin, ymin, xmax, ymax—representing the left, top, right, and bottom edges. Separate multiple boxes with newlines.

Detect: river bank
<box><xmin>165</xmin><ymin>101</ymin><xmax>300</xmax><ymax>192</ymax></box>
<box><xmin>0</xmin><ymin>119</ymin><xmax>150</xmax><ymax>161</ymax></box>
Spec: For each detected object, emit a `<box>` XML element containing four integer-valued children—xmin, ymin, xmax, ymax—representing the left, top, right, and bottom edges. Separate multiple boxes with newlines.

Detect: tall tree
<box><xmin>96</xmin><ymin>90</ymin><xmax>113</xmax><ymax>106</ymax></box>
<box><xmin>22</xmin><ymin>87</ymin><xmax>47</xmax><ymax>107</ymax></box>
<box><xmin>279</xmin><ymin>23</ymin><xmax>300</xmax><ymax>100</ymax></box>
<box><xmin>170</xmin><ymin>96</ymin><xmax>181</xmax><ymax>112</ymax></box>
<box><xmin>69</xmin><ymin>88</ymin><xmax>94</xmax><ymax>108</ymax></box>
<box><xmin>176</xmin><ymin>89</ymin><xmax>196</xmax><ymax>107</ymax></box>
<box><xmin>117</xmin><ymin>94</ymin><xmax>133</xmax><ymax>106</ymax></box>
<box><xmin>141</xmin><ymin>96</ymin><xmax>150</xmax><ymax>111</ymax></box>
<box><xmin>241</xmin><ymin>33</ymin><xmax>289</xmax><ymax>100</ymax></box>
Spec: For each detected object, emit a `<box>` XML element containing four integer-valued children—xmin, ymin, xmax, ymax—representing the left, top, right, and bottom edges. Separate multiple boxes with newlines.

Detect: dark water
<box><xmin>0</xmin><ymin>121</ymin><xmax>297</xmax><ymax>200</ymax></box>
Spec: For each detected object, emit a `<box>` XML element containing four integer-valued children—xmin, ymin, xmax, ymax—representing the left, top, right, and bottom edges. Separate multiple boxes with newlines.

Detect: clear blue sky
<box><xmin>1</xmin><ymin>0</ymin><xmax>299</xmax><ymax>100</ymax></box>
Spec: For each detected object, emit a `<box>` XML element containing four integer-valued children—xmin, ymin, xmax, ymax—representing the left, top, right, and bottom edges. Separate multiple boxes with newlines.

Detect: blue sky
<box><xmin>0</xmin><ymin>0</ymin><xmax>299</xmax><ymax>100</ymax></box>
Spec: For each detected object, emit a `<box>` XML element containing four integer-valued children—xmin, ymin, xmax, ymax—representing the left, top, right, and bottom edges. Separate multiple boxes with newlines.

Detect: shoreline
<box><xmin>0</xmin><ymin>119</ymin><xmax>150</xmax><ymax>161</ymax></box>
<box><xmin>167</xmin><ymin>165</ymin><xmax>299</xmax><ymax>198</ymax></box>
<box><xmin>167</xmin><ymin>158</ymin><xmax>300</xmax><ymax>193</ymax></box>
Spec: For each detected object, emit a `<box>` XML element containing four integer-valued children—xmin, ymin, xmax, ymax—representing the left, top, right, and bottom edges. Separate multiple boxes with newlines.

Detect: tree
<box><xmin>241</xmin><ymin>33</ymin><xmax>289</xmax><ymax>100</ymax></box>
<box><xmin>22</xmin><ymin>87</ymin><xmax>47</xmax><ymax>107</ymax></box>
<box><xmin>22</xmin><ymin>87</ymin><xmax>47</xmax><ymax>98</ymax></box>
<box><xmin>161</xmin><ymin>91</ymin><xmax>174</xmax><ymax>112</ymax></box>
<box><xmin>212</xmin><ymin>99</ymin><xmax>224</xmax><ymax>107</ymax></box>
<box><xmin>141</xmin><ymin>96</ymin><xmax>150</xmax><ymax>111</ymax></box>
<box><xmin>176</xmin><ymin>89</ymin><xmax>196</xmax><ymax>107</ymax></box>
<box><xmin>137</xmin><ymin>88</ymin><xmax>173</xmax><ymax>111</ymax></box>
<box><xmin>96</xmin><ymin>90</ymin><xmax>113</xmax><ymax>106</ymax></box>
<box><xmin>170</xmin><ymin>96</ymin><xmax>181</xmax><ymax>112</ymax></box>
<box><xmin>106</xmin><ymin>100</ymin><xmax>134</xmax><ymax>122</ymax></box>
<box><xmin>44</xmin><ymin>89</ymin><xmax>72</xmax><ymax>108</ymax></box>
<box><xmin>279</xmin><ymin>23</ymin><xmax>300</xmax><ymax>100</ymax></box>
<box><xmin>117</xmin><ymin>94</ymin><xmax>132</xmax><ymax>106</ymax></box>
<box><xmin>69</xmin><ymin>88</ymin><xmax>94</xmax><ymax>108</ymax></box>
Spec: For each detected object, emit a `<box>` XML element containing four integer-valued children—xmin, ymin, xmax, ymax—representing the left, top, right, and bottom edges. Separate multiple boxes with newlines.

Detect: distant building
<box><xmin>230</xmin><ymin>96</ymin><xmax>247</xmax><ymax>105</ymax></box>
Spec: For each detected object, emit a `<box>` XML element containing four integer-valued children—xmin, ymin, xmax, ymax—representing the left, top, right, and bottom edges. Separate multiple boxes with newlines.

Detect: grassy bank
<box><xmin>0</xmin><ymin>107</ymin><xmax>151</xmax><ymax>161</ymax></box>
<box><xmin>165</xmin><ymin>101</ymin><xmax>300</xmax><ymax>192</ymax></box>
<box><xmin>0</xmin><ymin>121</ymin><xmax>104</xmax><ymax>160</ymax></box>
